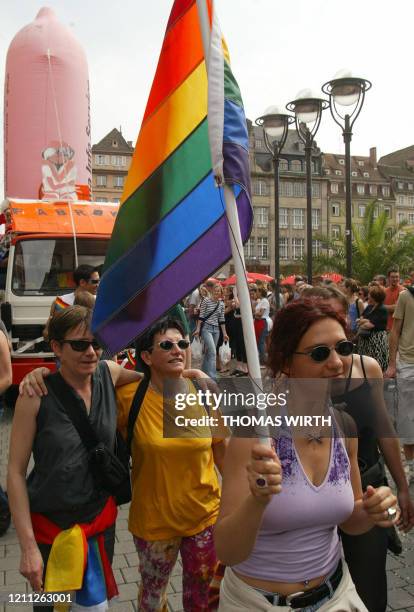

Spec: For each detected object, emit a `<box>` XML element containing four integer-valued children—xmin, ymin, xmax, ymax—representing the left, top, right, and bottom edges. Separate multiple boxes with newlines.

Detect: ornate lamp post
<box><xmin>322</xmin><ymin>70</ymin><xmax>371</xmax><ymax>277</ymax></box>
<box><xmin>255</xmin><ymin>107</ymin><xmax>294</xmax><ymax>309</ymax></box>
<box><xmin>286</xmin><ymin>90</ymin><xmax>328</xmax><ymax>284</ymax></box>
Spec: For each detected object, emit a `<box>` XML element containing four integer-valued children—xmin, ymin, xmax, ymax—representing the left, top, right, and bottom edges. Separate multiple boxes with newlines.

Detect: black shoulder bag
<box><xmin>48</xmin><ymin>374</ymin><xmax>151</xmax><ymax>506</ymax></box>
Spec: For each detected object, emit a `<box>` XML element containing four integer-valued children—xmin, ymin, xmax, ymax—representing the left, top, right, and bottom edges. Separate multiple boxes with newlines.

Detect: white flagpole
<box><xmin>195</xmin><ymin>0</ymin><xmax>264</xmax><ymax>393</ymax></box>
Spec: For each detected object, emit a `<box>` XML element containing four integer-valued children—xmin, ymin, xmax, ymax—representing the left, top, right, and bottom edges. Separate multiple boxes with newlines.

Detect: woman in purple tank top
<box><xmin>215</xmin><ymin>300</ymin><xmax>399</xmax><ymax>611</ymax></box>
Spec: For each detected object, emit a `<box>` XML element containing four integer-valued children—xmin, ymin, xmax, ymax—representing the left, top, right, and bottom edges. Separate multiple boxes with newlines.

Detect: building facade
<box><xmin>243</xmin><ymin>124</ymin><xmax>328</xmax><ymax>276</ymax></box>
<box><xmin>93</xmin><ymin>125</ymin><xmax>406</xmax><ymax>280</ymax></box>
<box><xmin>323</xmin><ymin>147</ymin><xmax>395</xmax><ymax>243</ymax></box>
<box><xmin>240</xmin><ymin>127</ymin><xmax>397</xmax><ymax>277</ymax></box>
<box><xmin>91</xmin><ymin>128</ymin><xmax>134</xmax><ymax>203</ymax></box>
<box><xmin>378</xmin><ymin>145</ymin><xmax>414</xmax><ymax>233</ymax></box>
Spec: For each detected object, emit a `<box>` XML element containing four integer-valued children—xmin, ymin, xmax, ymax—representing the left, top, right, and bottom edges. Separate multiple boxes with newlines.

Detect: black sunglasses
<box><xmin>61</xmin><ymin>339</ymin><xmax>101</xmax><ymax>352</ymax></box>
<box><xmin>89</xmin><ymin>278</ymin><xmax>100</xmax><ymax>285</ymax></box>
<box><xmin>294</xmin><ymin>340</ymin><xmax>354</xmax><ymax>363</ymax></box>
<box><xmin>150</xmin><ymin>339</ymin><xmax>190</xmax><ymax>352</ymax></box>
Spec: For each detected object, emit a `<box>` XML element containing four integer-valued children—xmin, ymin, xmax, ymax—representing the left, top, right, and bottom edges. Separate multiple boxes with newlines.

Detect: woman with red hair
<box><xmin>214</xmin><ymin>299</ymin><xmax>399</xmax><ymax>611</ymax></box>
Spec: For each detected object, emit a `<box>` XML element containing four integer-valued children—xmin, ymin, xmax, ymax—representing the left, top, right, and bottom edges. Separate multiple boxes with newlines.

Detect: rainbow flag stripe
<box><xmin>93</xmin><ymin>0</ymin><xmax>252</xmax><ymax>352</ymax></box>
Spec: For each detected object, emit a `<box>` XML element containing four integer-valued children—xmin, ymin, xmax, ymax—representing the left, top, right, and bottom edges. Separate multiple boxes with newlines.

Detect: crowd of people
<box><xmin>1</xmin><ymin>262</ymin><xmax>414</xmax><ymax>611</ymax></box>
<box><xmin>184</xmin><ymin>266</ymin><xmax>413</xmax><ymax>377</ymax></box>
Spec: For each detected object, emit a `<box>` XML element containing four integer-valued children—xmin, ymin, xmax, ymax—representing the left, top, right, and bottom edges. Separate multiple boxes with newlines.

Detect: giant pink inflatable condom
<box><xmin>4</xmin><ymin>7</ymin><xmax>91</xmax><ymax>200</ymax></box>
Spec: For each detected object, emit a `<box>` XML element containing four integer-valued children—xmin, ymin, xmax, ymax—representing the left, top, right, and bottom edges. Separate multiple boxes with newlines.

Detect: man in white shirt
<box><xmin>52</xmin><ymin>264</ymin><xmax>99</xmax><ymax>310</ymax></box>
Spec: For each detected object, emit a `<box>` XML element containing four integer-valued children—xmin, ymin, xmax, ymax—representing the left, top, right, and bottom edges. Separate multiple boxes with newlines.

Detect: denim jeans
<box><xmin>201</xmin><ymin>323</ymin><xmax>220</xmax><ymax>380</ymax></box>
<box><xmin>257</xmin><ymin>325</ymin><xmax>268</xmax><ymax>364</ymax></box>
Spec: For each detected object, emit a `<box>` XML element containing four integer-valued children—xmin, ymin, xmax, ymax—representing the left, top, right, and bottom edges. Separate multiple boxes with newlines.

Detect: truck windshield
<box><xmin>12</xmin><ymin>238</ymin><xmax>108</xmax><ymax>296</ymax></box>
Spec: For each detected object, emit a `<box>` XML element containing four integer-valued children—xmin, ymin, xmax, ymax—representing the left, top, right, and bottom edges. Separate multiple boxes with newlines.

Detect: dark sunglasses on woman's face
<box><xmin>61</xmin><ymin>339</ymin><xmax>102</xmax><ymax>352</ymax></box>
<box><xmin>294</xmin><ymin>340</ymin><xmax>354</xmax><ymax>363</ymax></box>
<box><xmin>151</xmin><ymin>339</ymin><xmax>190</xmax><ymax>352</ymax></box>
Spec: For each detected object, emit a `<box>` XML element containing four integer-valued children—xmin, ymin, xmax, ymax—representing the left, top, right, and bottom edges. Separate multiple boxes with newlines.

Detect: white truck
<box><xmin>0</xmin><ymin>198</ymin><xmax>118</xmax><ymax>392</ymax></box>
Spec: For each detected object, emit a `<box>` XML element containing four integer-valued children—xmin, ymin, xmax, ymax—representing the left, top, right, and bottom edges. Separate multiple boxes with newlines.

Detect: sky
<box><xmin>1</xmin><ymin>0</ymin><xmax>413</xmax><ymax>197</ymax></box>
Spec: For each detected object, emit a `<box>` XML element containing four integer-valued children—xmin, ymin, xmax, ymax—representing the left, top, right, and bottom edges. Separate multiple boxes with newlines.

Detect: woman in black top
<box><xmin>356</xmin><ymin>284</ymin><xmax>389</xmax><ymax>371</ymax></box>
<box><xmin>333</xmin><ymin>353</ymin><xmax>411</xmax><ymax>612</ymax></box>
<box><xmin>7</xmin><ymin>307</ymin><xmax>140</xmax><ymax>609</ymax></box>
<box><xmin>319</xmin><ymin>291</ymin><xmax>414</xmax><ymax>612</ymax></box>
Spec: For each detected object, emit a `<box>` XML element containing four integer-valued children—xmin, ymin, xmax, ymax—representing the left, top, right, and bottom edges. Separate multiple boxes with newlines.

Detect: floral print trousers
<box><xmin>134</xmin><ymin>525</ymin><xmax>217</xmax><ymax>611</ymax></box>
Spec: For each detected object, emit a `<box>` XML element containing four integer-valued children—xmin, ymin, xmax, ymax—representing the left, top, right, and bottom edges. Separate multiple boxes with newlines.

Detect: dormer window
<box><xmin>363</xmin><ymin>172</ymin><xmax>369</xmax><ymax>177</ymax></box>
<box><xmin>335</xmin><ymin>170</ymin><xmax>342</xmax><ymax>176</ymax></box>
<box><xmin>338</xmin><ymin>159</ymin><xmax>345</xmax><ymax>165</ymax></box>
<box><xmin>358</xmin><ymin>160</ymin><xmax>364</xmax><ymax>167</ymax></box>
<box><xmin>352</xmin><ymin>171</ymin><xmax>357</xmax><ymax>177</ymax></box>
<box><xmin>112</xmin><ymin>140</ymin><xmax>118</xmax><ymax>147</ymax></box>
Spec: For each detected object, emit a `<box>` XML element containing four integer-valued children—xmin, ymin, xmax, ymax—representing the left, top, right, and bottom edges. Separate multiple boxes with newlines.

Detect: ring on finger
<box><xmin>387</xmin><ymin>507</ymin><xmax>397</xmax><ymax>520</ymax></box>
<box><xmin>256</xmin><ymin>475</ymin><xmax>267</xmax><ymax>488</ymax></box>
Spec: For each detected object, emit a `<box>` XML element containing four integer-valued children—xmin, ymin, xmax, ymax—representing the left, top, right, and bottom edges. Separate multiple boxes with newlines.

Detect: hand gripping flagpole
<box><xmin>196</xmin><ymin>0</ymin><xmax>269</xmax><ymax>446</ymax></box>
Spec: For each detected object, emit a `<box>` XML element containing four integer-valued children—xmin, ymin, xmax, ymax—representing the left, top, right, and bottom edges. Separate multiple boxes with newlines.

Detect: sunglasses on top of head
<box><xmin>60</xmin><ymin>339</ymin><xmax>101</xmax><ymax>352</ymax></box>
<box><xmin>149</xmin><ymin>339</ymin><xmax>190</xmax><ymax>352</ymax></box>
<box><xmin>294</xmin><ymin>340</ymin><xmax>354</xmax><ymax>363</ymax></box>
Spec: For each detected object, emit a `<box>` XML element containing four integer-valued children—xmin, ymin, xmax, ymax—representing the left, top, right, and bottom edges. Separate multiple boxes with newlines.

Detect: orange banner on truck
<box><xmin>6</xmin><ymin>200</ymin><xmax>118</xmax><ymax>235</ymax></box>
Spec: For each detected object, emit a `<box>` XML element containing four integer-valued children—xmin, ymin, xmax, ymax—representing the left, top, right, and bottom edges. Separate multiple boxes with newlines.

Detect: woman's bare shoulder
<box><xmin>352</xmin><ymin>354</ymin><xmax>383</xmax><ymax>379</ymax></box>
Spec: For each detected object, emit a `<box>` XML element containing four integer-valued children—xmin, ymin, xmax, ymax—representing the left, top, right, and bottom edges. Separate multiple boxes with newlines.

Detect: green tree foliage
<box><xmin>310</xmin><ymin>201</ymin><xmax>414</xmax><ymax>283</ymax></box>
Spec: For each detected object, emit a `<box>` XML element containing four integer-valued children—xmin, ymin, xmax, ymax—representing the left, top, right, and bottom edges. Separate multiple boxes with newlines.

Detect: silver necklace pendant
<box><xmin>306</xmin><ymin>432</ymin><xmax>323</xmax><ymax>444</ymax></box>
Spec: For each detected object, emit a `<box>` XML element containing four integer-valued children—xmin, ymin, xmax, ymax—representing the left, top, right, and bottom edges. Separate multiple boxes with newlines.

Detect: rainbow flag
<box><xmin>92</xmin><ymin>0</ymin><xmax>252</xmax><ymax>353</ymax></box>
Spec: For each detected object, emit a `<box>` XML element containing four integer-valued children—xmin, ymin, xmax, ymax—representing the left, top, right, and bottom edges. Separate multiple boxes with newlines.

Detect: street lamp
<box><xmin>287</xmin><ymin>90</ymin><xmax>328</xmax><ymax>285</ymax></box>
<box><xmin>322</xmin><ymin>70</ymin><xmax>371</xmax><ymax>277</ymax></box>
<box><xmin>255</xmin><ymin>106</ymin><xmax>294</xmax><ymax>309</ymax></box>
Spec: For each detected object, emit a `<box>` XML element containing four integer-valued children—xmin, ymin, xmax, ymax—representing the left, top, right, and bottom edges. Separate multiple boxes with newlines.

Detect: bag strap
<box><xmin>127</xmin><ymin>376</ymin><xmax>150</xmax><ymax>453</ymax></box>
<box><xmin>199</xmin><ymin>302</ymin><xmax>220</xmax><ymax>324</ymax></box>
<box><xmin>333</xmin><ymin>405</ymin><xmax>358</xmax><ymax>457</ymax></box>
<box><xmin>46</xmin><ymin>373</ymin><xmax>99</xmax><ymax>451</ymax></box>
<box><xmin>192</xmin><ymin>378</ymin><xmax>206</xmax><ymax>413</ymax></box>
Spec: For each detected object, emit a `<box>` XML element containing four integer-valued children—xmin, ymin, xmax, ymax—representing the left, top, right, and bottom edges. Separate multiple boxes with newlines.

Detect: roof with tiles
<box><xmin>378</xmin><ymin>145</ymin><xmax>414</xmax><ymax>180</ymax></box>
<box><xmin>92</xmin><ymin>128</ymin><xmax>134</xmax><ymax>154</ymax></box>
<box><xmin>323</xmin><ymin>150</ymin><xmax>384</xmax><ymax>181</ymax></box>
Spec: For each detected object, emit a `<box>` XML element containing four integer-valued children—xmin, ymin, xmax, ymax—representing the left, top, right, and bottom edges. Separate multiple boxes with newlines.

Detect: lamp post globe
<box><xmin>256</xmin><ymin>106</ymin><xmax>293</xmax><ymax>155</ymax></box>
<box><xmin>322</xmin><ymin>69</ymin><xmax>372</xmax><ymax>116</ymax></box>
<box><xmin>286</xmin><ymin>89</ymin><xmax>329</xmax><ymax>133</ymax></box>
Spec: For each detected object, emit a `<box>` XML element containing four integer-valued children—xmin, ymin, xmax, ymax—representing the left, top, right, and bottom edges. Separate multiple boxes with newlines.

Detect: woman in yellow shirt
<box><xmin>117</xmin><ymin>317</ymin><xmax>227</xmax><ymax>612</ymax></box>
